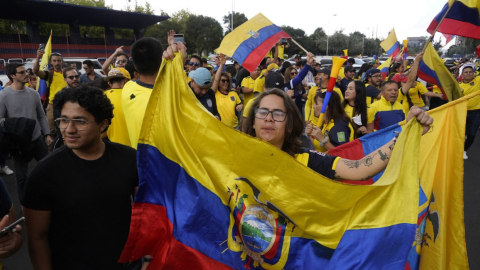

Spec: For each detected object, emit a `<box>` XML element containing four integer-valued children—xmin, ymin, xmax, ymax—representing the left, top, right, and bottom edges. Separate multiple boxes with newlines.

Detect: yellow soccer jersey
<box><xmin>312</xmin><ymin>118</ymin><xmax>354</xmax><ymax>153</ymax></box>
<box><xmin>243</xmin><ymin>97</ymin><xmax>257</xmax><ymax>118</ymax></box>
<box><xmin>122</xmin><ymin>80</ymin><xmax>153</xmax><ymax>149</ymax></box>
<box><xmin>254</xmin><ymin>75</ymin><xmax>265</xmax><ymax>94</ymax></box>
<box><xmin>216</xmin><ymin>91</ymin><xmax>242</xmax><ymax>128</ymax></box>
<box><xmin>368</xmin><ymin>96</ymin><xmax>407</xmax><ymax>130</ymax></box>
<box><xmin>105</xmin><ymin>88</ymin><xmax>131</xmax><ymax>147</ymax></box>
<box><xmin>241</xmin><ymin>76</ymin><xmax>256</xmax><ymax>106</ymax></box>
<box><xmin>277</xmin><ymin>45</ymin><xmax>285</xmax><ymax>59</ymax></box>
<box><xmin>459</xmin><ymin>76</ymin><xmax>480</xmax><ymax>111</ymax></box>
<box><xmin>305</xmin><ymin>86</ymin><xmax>343</xmax><ymax>122</ymax></box>
<box><xmin>46</xmin><ymin>71</ymin><xmax>67</xmax><ymax>103</ymax></box>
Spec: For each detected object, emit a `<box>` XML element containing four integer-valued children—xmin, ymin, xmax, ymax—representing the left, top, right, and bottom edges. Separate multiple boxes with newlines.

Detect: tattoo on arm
<box><xmin>360</xmin><ymin>175</ymin><xmax>373</xmax><ymax>180</ymax></box>
<box><xmin>342</xmin><ymin>152</ymin><xmax>378</xmax><ymax>168</ymax></box>
<box><xmin>378</xmin><ymin>150</ymin><xmax>389</xmax><ymax>162</ymax></box>
<box><xmin>333</xmin><ymin>173</ymin><xmax>344</xmax><ymax>180</ymax></box>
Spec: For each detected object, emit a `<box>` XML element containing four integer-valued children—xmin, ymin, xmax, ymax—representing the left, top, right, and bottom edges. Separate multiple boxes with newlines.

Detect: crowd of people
<box><xmin>0</xmin><ymin>27</ymin><xmax>477</xmax><ymax>269</ymax></box>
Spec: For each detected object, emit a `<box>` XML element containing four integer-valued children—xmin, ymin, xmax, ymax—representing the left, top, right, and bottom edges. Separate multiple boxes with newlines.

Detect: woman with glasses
<box><xmin>243</xmin><ymin>88</ymin><xmax>433</xmax><ymax>180</ymax></box>
<box><xmin>212</xmin><ymin>55</ymin><xmax>243</xmax><ymax>128</ymax></box>
<box><xmin>305</xmin><ymin>91</ymin><xmax>354</xmax><ymax>152</ymax></box>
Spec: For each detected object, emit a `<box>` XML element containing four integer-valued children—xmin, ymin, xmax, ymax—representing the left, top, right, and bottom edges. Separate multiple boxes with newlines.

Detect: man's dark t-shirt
<box><xmin>22</xmin><ymin>141</ymin><xmax>138</xmax><ymax>269</ymax></box>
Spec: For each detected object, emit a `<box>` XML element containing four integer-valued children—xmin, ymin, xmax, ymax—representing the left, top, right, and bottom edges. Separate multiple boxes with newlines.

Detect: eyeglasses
<box><xmin>254</xmin><ymin>108</ymin><xmax>287</xmax><ymax>122</ymax></box>
<box><xmin>16</xmin><ymin>70</ymin><xmax>27</xmax><ymax>75</ymax></box>
<box><xmin>66</xmin><ymin>75</ymin><xmax>80</xmax><ymax>80</ymax></box>
<box><xmin>116</xmin><ymin>59</ymin><xmax>128</xmax><ymax>64</ymax></box>
<box><xmin>290</xmin><ymin>72</ymin><xmax>297</xmax><ymax>75</ymax></box>
<box><xmin>221</xmin><ymin>79</ymin><xmax>228</xmax><ymax>83</ymax></box>
<box><xmin>189</xmin><ymin>62</ymin><xmax>200</xmax><ymax>66</ymax></box>
<box><xmin>55</xmin><ymin>118</ymin><xmax>94</xmax><ymax>131</ymax></box>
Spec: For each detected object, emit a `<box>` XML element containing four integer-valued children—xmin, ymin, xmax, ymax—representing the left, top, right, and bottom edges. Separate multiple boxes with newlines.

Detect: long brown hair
<box><xmin>315</xmin><ymin>91</ymin><xmax>351</xmax><ymax>124</ymax></box>
<box><xmin>284</xmin><ymin>67</ymin><xmax>303</xmax><ymax>93</ymax></box>
<box><xmin>242</xmin><ymin>89</ymin><xmax>303</xmax><ymax>156</ymax></box>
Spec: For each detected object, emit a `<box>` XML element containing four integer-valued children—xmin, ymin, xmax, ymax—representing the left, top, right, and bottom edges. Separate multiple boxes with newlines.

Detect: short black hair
<box><xmin>53</xmin><ymin>85</ymin><xmax>113</xmax><ymax>130</ymax></box>
<box><xmin>109</xmin><ymin>77</ymin><xmax>126</xmax><ymax>85</ymax></box>
<box><xmin>83</xmin><ymin>60</ymin><xmax>94</xmax><ymax>68</ymax></box>
<box><xmin>190</xmin><ymin>55</ymin><xmax>202</xmax><ymax>64</ymax></box>
<box><xmin>90</xmin><ymin>77</ymin><xmax>109</xmax><ymax>91</ymax></box>
<box><xmin>124</xmin><ymin>60</ymin><xmax>136</xmax><ymax>79</ymax></box>
<box><xmin>116</xmin><ymin>52</ymin><xmax>129</xmax><ymax>60</ymax></box>
<box><xmin>201</xmin><ymin>58</ymin><xmax>208</xmax><ymax>65</ymax></box>
<box><xmin>260</xmin><ymin>58</ymin><xmax>267</xmax><ymax>67</ymax></box>
<box><xmin>381</xmin><ymin>80</ymin><xmax>398</xmax><ymax>91</ymax></box>
<box><xmin>463</xmin><ymin>66</ymin><xmax>475</xmax><ymax>73</ymax></box>
<box><xmin>131</xmin><ymin>37</ymin><xmax>163</xmax><ymax>76</ymax></box>
<box><xmin>5</xmin><ymin>63</ymin><xmax>24</xmax><ymax>82</ymax></box>
<box><xmin>225</xmin><ymin>65</ymin><xmax>236</xmax><ymax>77</ymax></box>
<box><xmin>348</xmin><ymin>58</ymin><xmax>355</xmax><ymax>65</ymax></box>
<box><xmin>63</xmin><ymin>67</ymin><xmax>77</xmax><ymax>78</ymax></box>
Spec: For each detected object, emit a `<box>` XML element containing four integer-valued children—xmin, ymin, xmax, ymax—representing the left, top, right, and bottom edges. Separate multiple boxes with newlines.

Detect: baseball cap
<box><xmin>344</xmin><ymin>66</ymin><xmax>354</xmax><ymax>73</ymax></box>
<box><xmin>318</xmin><ymin>68</ymin><xmax>331</xmax><ymax>75</ymax></box>
<box><xmin>265</xmin><ymin>72</ymin><xmax>284</xmax><ymax>89</ymax></box>
<box><xmin>365</xmin><ymin>68</ymin><xmax>381</xmax><ymax>78</ymax></box>
<box><xmin>104</xmin><ymin>68</ymin><xmax>131</xmax><ymax>81</ymax></box>
<box><xmin>391</xmin><ymin>73</ymin><xmax>408</xmax><ymax>83</ymax></box>
<box><xmin>189</xmin><ymin>68</ymin><xmax>212</xmax><ymax>87</ymax></box>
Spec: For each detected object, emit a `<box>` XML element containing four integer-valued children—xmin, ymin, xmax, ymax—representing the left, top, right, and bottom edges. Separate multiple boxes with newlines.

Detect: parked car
<box><xmin>63</xmin><ymin>58</ymin><xmax>106</xmax><ymax>76</ymax></box>
<box><xmin>443</xmin><ymin>58</ymin><xmax>456</xmax><ymax>70</ymax></box>
<box><xmin>379</xmin><ymin>55</ymin><xmax>389</xmax><ymax>64</ymax></box>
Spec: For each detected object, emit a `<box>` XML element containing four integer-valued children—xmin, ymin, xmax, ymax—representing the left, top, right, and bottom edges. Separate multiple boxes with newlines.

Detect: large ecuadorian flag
<box><xmin>427</xmin><ymin>0</ymin><xmax>480</xmax><ymax>40</ymax></box>
<box><xmin>36</xmin><ymin>33</ymin><xmax>52</xmax><ymax>105</ymax></box>
<box><xmin>119</xmin><ymin>51</ymin><xmax>423</xmax><ymax>269</ymax></box>
<box><xmin>380</xmin><ymin>28</ymin><xmax>400</xmax><ymax>57</ymax></box>
<box><xmin>417</xmin><ymin>42</ymin><xmax>462</xmax><ymax>101</ymax></box>
<box><xmin>329</xmin><ymin>93</ymin><xmax>477</xmax><ymax>269</ymax></box>
<box><xmin>216</xmin><ymin>13</ymin><xmax>290</xmax><ymax>73</ymax></box>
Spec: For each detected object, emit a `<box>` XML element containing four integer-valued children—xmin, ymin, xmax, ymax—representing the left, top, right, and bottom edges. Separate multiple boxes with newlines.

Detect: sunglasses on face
<box><xmin>67</xmin><ymin>75</ymin><xmax>80</xmax><ymax>80</ymax></box>
<box><xmin>116</xmin><ymin>59</ymin><xmax>128</xmax><ymax>64</ymax></box>
<box><xmin>16</xmin><ymin>70</ymin><xmax>27</xmax><ymax>75</ymax></box>
<box><xmin>189</xmin><ymin>62</ymin><xmax>200</xmax><ymax>66</ymax></box>
<box><xmin>221</xmin><ymin>79</ymin><xmax>228</xmax><ymax>83</ymax></box>
<box><xmin>290</xmin><ymin>72</ymin><xmax>298</xmax><ymax>75</ymax></box>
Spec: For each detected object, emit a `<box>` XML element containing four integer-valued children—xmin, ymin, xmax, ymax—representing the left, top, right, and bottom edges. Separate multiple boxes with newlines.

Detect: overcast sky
<box><xmin>106</xmin><ymin>0</ymin><xmax>453</xmax><ymax>48</ymax></box>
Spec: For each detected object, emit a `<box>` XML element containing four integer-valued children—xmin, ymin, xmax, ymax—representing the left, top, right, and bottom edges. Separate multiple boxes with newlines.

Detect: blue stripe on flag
<box><xmin>232</xmin><ymin>24</ymin><xmax>283</xmax><ymax>64</ymax></box>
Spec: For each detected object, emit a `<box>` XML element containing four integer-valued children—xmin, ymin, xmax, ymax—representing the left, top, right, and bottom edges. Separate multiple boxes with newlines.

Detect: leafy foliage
<box><xmin>223</xmin><ymin>12</ymin><xmax>248</xmax><ymax>35</ymax></box>
<box><xmin>185</xmin><ymin>15</ymin><xmax>223</xmax><ymax>55</ymax></box>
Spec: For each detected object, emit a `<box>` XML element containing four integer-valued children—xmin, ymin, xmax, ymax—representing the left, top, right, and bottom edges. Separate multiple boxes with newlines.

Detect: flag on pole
<box><xmin>36</xmin><ymin>32</ymin><xmax>52</xmax><ymax>104</ymax></box>
<box><xmin>378</xmin><ymin>56</ymin><xmax>393</xmax><ymax>80</ymax></box>
<box><xmin>403</xmin><ymin>39</ymin><xmax>408</xmax><ymax>60</ymax></box>
<box><xmin>427</xmin><ymin>0</ymin><xmax>480</xmax><ymax>39</ymax></box>
<box><xmin>329</xmin><ymin>92</ymin><xmax>478</xmax><ymax>269</ymax></box>
<box><xmin>417</xmin><ymin>42</ymin><xmax>462</xmax><ymax>101</ymax></box>
<box><xmin>216</xmin><ymin>13</ymin><xmax>290</xmax><ymax>73</ymax></box>
<box><xmin>119</xmin><ymin>51</ymin><xmax>424</xmax><ymax>269</ymax></box>
<box><xmin>443</xmin><ymin>33</ymin><xmax>455</xmax><ymax>44</ymax></box>
<box><xmin>380</xmin><ymin>28</ymin><xmax>400</xmax><ymax>57</ymax></box>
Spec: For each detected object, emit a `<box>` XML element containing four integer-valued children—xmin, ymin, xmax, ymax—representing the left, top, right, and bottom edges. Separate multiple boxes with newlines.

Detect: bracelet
<box><xmin>389</xmin><ymin>131</ymin><xmax>400</xmax><ymax>151</ymax></box>
<box><xmin>319</xmin><ymin>135</ymin><xmax>329</xmax><ymax>147</ymax></box>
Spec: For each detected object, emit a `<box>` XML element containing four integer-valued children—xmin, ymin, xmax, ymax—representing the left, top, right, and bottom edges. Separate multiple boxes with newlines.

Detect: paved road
<box><xmin>1</xmin><ymin>138</ymin><xmax>479</xmax><ymax>269</ymax></box>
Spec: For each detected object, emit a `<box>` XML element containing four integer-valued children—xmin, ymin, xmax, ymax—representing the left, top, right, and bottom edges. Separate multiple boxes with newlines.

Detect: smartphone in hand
<box><xmin>0</xmin><ymin>217</ymin><xmax>25</xmax><ymax>237</ymax></box>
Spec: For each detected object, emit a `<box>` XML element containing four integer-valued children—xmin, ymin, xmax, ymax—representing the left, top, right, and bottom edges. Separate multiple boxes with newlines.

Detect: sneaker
<box><xmin>0</xmin><ymin>166</ymin><xmax>13</xmax><ymax>175</ymax></box>
<box><xmin>464</xmin><ymin>151</ymin><xmax>468</xmax><ymax>160</ymax></box>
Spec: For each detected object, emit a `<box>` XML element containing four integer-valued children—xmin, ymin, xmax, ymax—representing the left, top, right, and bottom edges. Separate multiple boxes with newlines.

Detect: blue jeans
<box><xmin>13</xmin><ymin>136</ymin><xmax>49</xmax><ymax>201</ymax></box>
<box><xmin>465</xmin><ymin>110</ymin><xmax>480</xmax><ymax>151</ymax></box>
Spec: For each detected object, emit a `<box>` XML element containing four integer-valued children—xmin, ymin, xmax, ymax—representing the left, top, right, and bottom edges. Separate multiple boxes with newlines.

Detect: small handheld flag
<box><xmin>380</xmin><ymin>28</ymin><xmax>400</xmax><ymax>57</ymax></box>
<box><xmin>403</xmin><ymin>39</ymin><xmax>408</xmax><ymax>60</ymax></box>
<box><xmin>36</xmin><ymin>32</ymin><xmax>52</xmax><ymax>105</ymax></box>
<box><xmin>215</xmin><ymin>13</ymin><xmax>291</xmax><ymax>73</ymax></box>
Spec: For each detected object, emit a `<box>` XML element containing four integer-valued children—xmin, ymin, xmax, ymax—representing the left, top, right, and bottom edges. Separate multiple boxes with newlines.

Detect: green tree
<box><xmin>185</xmin><ymin>15</ymin><xmax>223</xmax><ymax>55</ymax></box>
<box><xmin>310</xmin><ymin>27</ymin><xmax>327</xmax><ymax>55</ymax></box>
<box><xmin>347</xmin><ymin>31</ymin><xmax>365</xmax><ymax>56</ymax></box>
<box><xmin>363</xmin><ymin>38</ymin><xmax>381</xmax><ymax>57</ymax></box>
<box><xmin>281</xmin><ymin>26</ymin><xmax>309</xmax><ymax>56</ymax></box>
<box><xmin>328</xmin><ymin>30</ymin><xmax>348</xmax><ymax>56</ymax></box>
<box><xmin>144</xmin><ymin>9</ymin><xmax>191</xmax><ymax>46</ymax></box>
<box><xmin>223</xmin><ymin>12</ymin><xmax>248</xmax><ymax>35</ymax></box>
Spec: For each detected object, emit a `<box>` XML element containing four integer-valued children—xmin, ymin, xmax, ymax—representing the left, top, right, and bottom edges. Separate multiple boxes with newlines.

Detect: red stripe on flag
<box><xmin>120</xmin><ymin>203</ymin><xmax>233</xmax><ymax>269</ymax></box>
<box><xmin>328</xmin><ymin>139</ymin><xmax>374</xmax><ymax>185</ymax></box>
<box><xmin>242</xmin><ymin>31</ymin><xmax>289</xmax><ymax>73</ymax></box>
<box><xmin>428</xmin><ymin>18</ymin><xmax>480</xmax><ymax>40</ymax></box>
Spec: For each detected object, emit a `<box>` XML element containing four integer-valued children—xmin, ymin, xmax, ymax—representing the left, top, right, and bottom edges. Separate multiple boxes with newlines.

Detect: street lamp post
<box><xmin>326</xmin><ymin>14</ymin><xmax>336</xmax><ymax>56</ymax></box>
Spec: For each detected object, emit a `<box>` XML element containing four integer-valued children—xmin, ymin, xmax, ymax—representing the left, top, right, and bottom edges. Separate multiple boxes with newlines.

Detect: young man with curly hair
<box><xmin>22</xmin><ymin>85</ymin><xmax>140</xmax><ymax>270</ymax></box>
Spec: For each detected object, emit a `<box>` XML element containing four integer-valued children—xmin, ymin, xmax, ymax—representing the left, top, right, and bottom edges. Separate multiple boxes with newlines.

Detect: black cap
<box><xmin>318</xmin><ymin>68</ymin><xmax>331</xmax><ymax>75</ymax></box>
<box><xmin>265</xmin><ymin>72</ymin><xmax>285</xmax><ymax>89</ymax></box>
<box><xmin>344</xmin><ymin>65</ymin><xmax>354</xmax><ymax>73</ymax></box>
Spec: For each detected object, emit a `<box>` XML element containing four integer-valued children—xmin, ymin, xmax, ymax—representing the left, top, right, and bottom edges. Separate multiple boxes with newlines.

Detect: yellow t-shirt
<box><xmin>432</xmin><ymin>85</ymin><xmax>442</xmax><ymax>94</ymax></box>
<box><xmin>215</xmin><ymin>91</ymin><xmax>242</xmax><ymax>128</ymax></box>
<box><xmin>243</xmin><ymin>97</ymin><xmax>257</xmax><ymax>118</ymax></box>
<box><xmin>46</xmin><ymin>71</ymin><xmax>67</xmax><ymax>103</ymax></box>
<box><xmin>105</xmin><ymin>88</ymin><xmax>131</xmax><ymax>147</ymax></box>
<box><xmin>304</xmin><ymin>86</ymin><xmax>343</xmax><ymax>123</ymax></box>
<box><xmin>122</xmin><ymin>80</ymin><xmax>153</xmax><ymax>149</ymax></box>
<box><xmin>313</xmin><ymin>118</ymin><xmax>354</xmax><ymax>153</ymax></box>
<box><xmin>254</xmin><ymin>75</ymin><xmax>265</xmax><ymax>94</ymax></box>
<box><xmin>459</xmin><ymin>77</ymin><xmax>480</xmax><ymax>111</ymax></box>
<box><xmin>241</xmin><ymin>76</ymin><xmax>256</xmax><ymax>106</ymax></box>
<box><xmin>400</xmin><ymin>83</ymin><xmax>428</xmax><ymax>108</ymax></box>
<box><xmin>277</xmin><ymin>45</ymin><xmax>285</xmax><ymax>59</ymax></box>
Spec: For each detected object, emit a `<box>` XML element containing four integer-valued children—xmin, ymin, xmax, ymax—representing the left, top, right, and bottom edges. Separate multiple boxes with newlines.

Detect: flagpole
<box><xmin>290</xmin><ymin>38</ymin><xmax>309</xmax><ymax>54</ymax></box>
<box><xmin>423</xmin><ymin>0</ymin><xmax>456</xmax><ymax>51</ymax></box>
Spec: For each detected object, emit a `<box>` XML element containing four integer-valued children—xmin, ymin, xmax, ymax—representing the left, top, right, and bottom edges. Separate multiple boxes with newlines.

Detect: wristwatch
<box><xmin>319</xmin><ymin>135</ymin><xmax>329</xmax><ymax>147</ymax></box>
